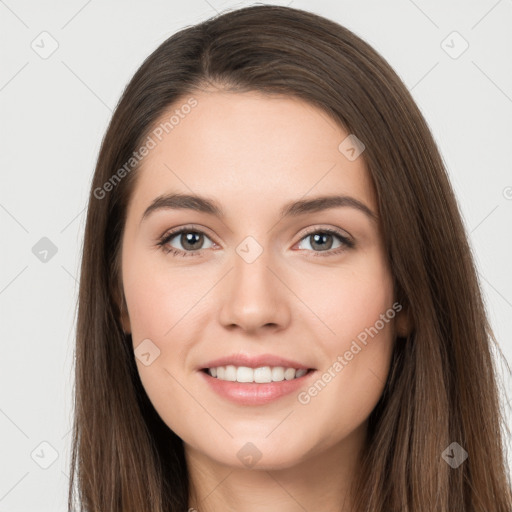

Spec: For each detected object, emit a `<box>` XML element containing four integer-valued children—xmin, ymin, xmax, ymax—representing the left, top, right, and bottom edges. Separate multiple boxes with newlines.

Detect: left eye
<box><xmin>296</xmin><ymin>230</ymin><xmax>349</xmax><ymax>252</ymax></box>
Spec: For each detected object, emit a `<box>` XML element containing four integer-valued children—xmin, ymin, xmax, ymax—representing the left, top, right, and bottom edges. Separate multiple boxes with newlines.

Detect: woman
<box><xmin>68</xmin><ymin>4</ymin><xmax>512</xmax><ymax>511</ymax></box>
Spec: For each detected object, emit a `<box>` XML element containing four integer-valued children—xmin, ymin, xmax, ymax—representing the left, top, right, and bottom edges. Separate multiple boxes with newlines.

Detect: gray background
<box><xmin>1</xmin><ymin>0</ymin><xmax>511</xmax><ymax>510</ymax></box>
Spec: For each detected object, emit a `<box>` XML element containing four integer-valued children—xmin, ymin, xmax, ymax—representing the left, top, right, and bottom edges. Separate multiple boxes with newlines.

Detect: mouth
<box><xmin>197</xmin><ymin>353</ymin><xmax>317</xmax><ymax>404</ymax></box>
<box><xmin>199</xmin><ymin>365</ymin><xmax>317</xmax><ymax>405</ymax></box>
<box><xmin>200</xmin><ymin>366</ymin><xmax>315</xmax><ymax>383</ymax></box>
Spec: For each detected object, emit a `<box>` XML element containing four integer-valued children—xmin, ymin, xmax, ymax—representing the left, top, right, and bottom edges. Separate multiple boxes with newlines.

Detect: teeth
<box><xmin>207</xmin><ymin>365</ymin><xmax>309</xmax><ymax>382</ymax></box>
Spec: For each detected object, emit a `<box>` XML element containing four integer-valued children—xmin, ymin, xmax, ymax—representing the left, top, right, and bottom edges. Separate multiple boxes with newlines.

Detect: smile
<box><xmin>199</xmin><ymin>366</ymin><xmax>316</xmax><ymax>405</ymax></box>
<box><xmin>204</xmin><ymin>365</ymin><xmax>309</xmax><ymax>382</ymax></box>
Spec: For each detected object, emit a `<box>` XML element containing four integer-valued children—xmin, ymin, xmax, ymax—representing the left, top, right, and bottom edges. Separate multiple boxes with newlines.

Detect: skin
<box><xmin>119</xmin><ymin>90</ymin><xmax>410</xmax><ymax>512</ymax></box>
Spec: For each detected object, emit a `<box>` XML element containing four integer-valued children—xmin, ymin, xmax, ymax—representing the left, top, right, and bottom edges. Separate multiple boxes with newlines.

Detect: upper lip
<box><xmin>199</xmin><ymin>353</ymin><xmax>315</xmax><ymax>370</ymax></box>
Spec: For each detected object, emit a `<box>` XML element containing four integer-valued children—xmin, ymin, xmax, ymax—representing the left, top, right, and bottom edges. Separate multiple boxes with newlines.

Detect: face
<box><xmin>119</xmin><ymin>90</ymin><xmax>406</xmax><ymax>470</ymax></box>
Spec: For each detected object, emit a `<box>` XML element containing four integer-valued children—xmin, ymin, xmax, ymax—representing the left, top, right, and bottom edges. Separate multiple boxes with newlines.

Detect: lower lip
<box><xmin>199</xmin><ymin>369</ymin><xmax>316</xmax><ymax>405</ymax></box>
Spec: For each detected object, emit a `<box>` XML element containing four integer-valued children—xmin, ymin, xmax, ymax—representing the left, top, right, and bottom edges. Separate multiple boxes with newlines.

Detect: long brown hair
<box><xmin>68</xmin><ymin>5</ymin><xmax>512</xmax><ymax>511</ymax></box>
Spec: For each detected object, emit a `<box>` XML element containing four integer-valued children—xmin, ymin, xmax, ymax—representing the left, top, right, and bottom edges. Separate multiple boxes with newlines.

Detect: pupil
<box><xmin>312</xmin><ymin>233</ymin><xmax>332</xmax><ymax>251</ymax></box>
<box><xmin>183</xmin><ymin>232</ymin><xmax>202</xmax><ymax>250</ymax></box>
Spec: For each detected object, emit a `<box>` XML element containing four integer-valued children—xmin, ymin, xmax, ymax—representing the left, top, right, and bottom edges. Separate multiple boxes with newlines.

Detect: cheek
<box><xmin>122</xmin><ymin>248</ymin><xmax>200</xmax><ymax>340</ymax></box>
<box><xmin>298</xmin><ymin>254</ymin><xmax>396</xmax><ymax>420</ymax></box>
<box><xmin>122</xmin><ymin>250</ymin><xmax>210</xmax><ymax>395</ymax></box>
<box><xmin>302</xmin><ymin>253</ymin><xmax>395</xmax><ymax>349</ymax></box>
<box><xmin>122</xmin><ymin>252</ymin><xmax>203</xmax><ymax>432</ymax></box>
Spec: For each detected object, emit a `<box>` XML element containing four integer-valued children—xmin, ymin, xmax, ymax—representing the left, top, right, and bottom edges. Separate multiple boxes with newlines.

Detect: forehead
<box><xmin>127</xmin><ymin>90</ymin><xmax>376</xmax><ymax>220</ymax></box>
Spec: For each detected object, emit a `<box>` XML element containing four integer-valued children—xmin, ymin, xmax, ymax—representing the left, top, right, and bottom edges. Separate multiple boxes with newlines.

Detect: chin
<box><xmin>203</xmin><ymin>438</ymin><xmax>312</xmax><ymax>471</ymax></box>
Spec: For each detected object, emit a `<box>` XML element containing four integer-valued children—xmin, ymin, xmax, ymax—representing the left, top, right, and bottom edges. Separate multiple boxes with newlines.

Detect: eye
<box><xmin>157</xmin><ymin>226</ymin><xmax>215</xmax><ymax>257</ymax></box>
<box><xmin>295</xmin><ymin>227</ymin><xmax>354</xmax><ymax>257</ymax></box>
<box><xmin>157</xmin><ymin>226</ymin><xmax>354</xmax><ymax>258</ymax></box>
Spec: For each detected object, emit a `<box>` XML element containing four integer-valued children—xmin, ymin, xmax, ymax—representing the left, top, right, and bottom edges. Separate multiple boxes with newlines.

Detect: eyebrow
<box><xmin>140</xmin><ymin>192</ymin><xmax>378</xmax><ymax>224</ymax></box>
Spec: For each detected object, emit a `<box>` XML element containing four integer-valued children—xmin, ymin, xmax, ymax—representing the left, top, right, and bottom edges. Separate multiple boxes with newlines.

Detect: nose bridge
<box><xmin>217</xmin><ymin>234</ymin><xmax>290</xmax><ymax>331</ymax></box>
<box><xmin>235</xmin><ymin>239</ymin><xmax>272</xmax><ymax>288</ymax></box>
<box><xmin>232</xmin><ymin>235</ymin><xmax>277</xmax><ymax>303</ymax></box>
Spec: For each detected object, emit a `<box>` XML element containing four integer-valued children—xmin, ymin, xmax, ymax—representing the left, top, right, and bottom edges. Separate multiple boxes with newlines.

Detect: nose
<box><xmin>217</xmin><ymin>246</ymin><xmax>291</xmax><ymax>333</ymax></box>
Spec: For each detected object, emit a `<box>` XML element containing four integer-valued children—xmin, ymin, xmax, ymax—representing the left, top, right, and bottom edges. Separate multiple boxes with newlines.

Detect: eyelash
<box><xmin>156</xmin><ymin>225</ymin><xmax>355</xmax><ymax>258</ymax></box>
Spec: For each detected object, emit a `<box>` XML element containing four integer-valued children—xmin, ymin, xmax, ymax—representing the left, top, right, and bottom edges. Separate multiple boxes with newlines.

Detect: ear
<box><xmin>395</xmin><ymin>304</ymin><xmax>413</xmax><ymax>338</ymax></box>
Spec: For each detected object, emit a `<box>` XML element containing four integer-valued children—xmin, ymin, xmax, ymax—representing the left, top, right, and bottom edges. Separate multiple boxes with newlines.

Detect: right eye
<box><xmin>157</xmin><ymin>228</ymin><xmax>215</xmax><ymax>257</ymax></box>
